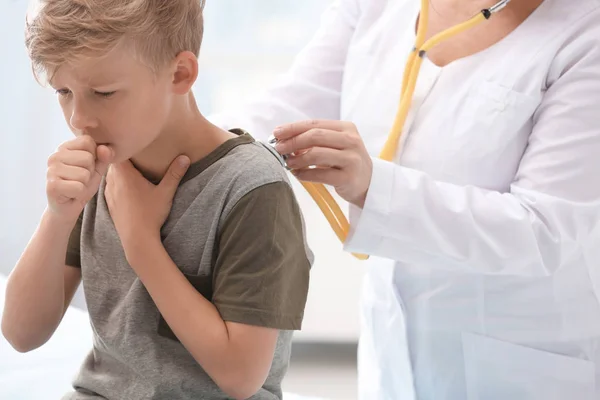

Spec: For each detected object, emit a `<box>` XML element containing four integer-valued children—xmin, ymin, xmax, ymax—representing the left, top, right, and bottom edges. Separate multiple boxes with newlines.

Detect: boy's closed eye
<box><xmin>54</xmin><ymin>88</ymin><xmax>116</xmax><ymax>98</ymax></box>
<box><xmin>54</xmin><ymin>88</ymin><xmax>71</xmax><ymax>97</ymax></box>
<box><xmin>94</xmin><ymin>90</ymin><xmax>116</xmax><ymax>98</ymax></box>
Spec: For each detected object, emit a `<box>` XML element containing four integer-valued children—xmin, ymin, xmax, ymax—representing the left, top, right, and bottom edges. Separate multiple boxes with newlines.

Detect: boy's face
<box><xmin>50</xmin><ymin>46</ymin><xmax>175</xmax><ymax>162</ymax></box>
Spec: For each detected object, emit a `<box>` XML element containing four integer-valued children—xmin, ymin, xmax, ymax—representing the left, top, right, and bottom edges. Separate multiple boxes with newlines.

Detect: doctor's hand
<box><xmin>105</xmin><ymin>156</ymin><xmax>190</xmax><ymax>259</ymax></box>
<box><xmin>273</xmin><ymin>120</ymin><xmax>373</xmax><ymax>207</ymax></box>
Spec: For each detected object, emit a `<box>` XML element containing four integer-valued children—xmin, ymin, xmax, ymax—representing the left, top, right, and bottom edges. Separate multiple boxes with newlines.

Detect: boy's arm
<box><xmin>2</xmin><ymin>210</ymin><xmax>82</xmax><ymax>352</ymax></box>
<box><xmin>3</xmin><ymin>136</ymin><xmax>112</xmax><ymax>352</ymax></box>
<box><xmin>126</xmin><ymin>181</ymin><xmax>310</xmax><ymax>400</ymax></box>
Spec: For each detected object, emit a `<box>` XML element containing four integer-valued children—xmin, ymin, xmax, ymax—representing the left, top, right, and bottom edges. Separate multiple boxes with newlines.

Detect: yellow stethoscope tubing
<box><xmin>294</xmin><ymin>0</ymin><xmax>508</xmax><ymax>260</ymax></box>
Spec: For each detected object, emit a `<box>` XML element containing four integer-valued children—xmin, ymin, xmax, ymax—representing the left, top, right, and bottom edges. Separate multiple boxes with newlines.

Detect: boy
<box><xmin>1</xmin><ymin>1</ymin><xmax>312</xmax><ymax>399</ymax></box>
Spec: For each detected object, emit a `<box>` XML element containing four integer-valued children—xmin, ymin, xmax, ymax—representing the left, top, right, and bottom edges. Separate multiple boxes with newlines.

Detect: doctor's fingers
<box><xmin>274</xmin><ymin>119</ymin><xmax>355</xmax><ymax>140</ymax></box>
<box><xmin>275</xmin><ymin>128</ymin><xmax>357</xmax><ymax>156</ymax></box>
<box><xmin>285</xmin><ymin>146</ymin><xmax>352</xmax><ymax>170</ymax></box>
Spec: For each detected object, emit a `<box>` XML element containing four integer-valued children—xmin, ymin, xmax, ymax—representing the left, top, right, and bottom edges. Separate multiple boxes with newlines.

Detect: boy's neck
<box><xmin>130</xmin><ymin>93</ymin><xmax>236</xmax><ymax>183</ymax></box>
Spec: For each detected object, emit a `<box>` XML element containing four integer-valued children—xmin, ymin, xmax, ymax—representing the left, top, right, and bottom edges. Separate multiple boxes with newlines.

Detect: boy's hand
<box><xmin>46</xmin><ymin>136</ymin><xmax>113</xmax><ymax>223</ymax></box>
<box><xmin>105</xmin><ymin>156</ymin><xmax>190</xmax><ymax>257</ymax></box>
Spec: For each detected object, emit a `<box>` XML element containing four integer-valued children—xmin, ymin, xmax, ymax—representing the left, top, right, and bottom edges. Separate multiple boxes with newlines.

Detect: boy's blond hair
<box><xmin>26</xmin><ymin>0</ymin><xmax>206</xmax><ymax>82</ymax></box>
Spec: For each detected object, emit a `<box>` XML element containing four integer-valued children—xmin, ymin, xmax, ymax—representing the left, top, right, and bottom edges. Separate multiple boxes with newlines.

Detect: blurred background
<box><xmin>0</xmin><ymin>1</ymin><xmax>360</xmax><ymax>398</ymax></box>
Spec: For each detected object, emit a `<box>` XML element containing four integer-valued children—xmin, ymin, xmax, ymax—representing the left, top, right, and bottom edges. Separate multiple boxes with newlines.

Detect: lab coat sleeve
<box><xmin>208</xmin><ymin>0</ymin><xmax>359</xmax><ymax>142</ymax></box>
<box><xmin>345</xmin><ymin>35</ymin><xmax>600</xmax><ymax>277</ymax></box>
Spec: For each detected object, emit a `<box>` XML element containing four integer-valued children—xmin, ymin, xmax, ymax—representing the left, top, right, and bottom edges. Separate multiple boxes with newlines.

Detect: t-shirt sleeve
<box><xmin>212</xmin><ymin>181</ymin><xmax>311</xmax><ymax>331</ymax></box>
<box><xmin>65</xmin><ymin>212</ymin><xmax>83</xmax><ymax>268</ymax></box>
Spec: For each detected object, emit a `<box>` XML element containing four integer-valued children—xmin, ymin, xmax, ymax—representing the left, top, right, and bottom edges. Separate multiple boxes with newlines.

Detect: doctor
<box><xmin>212</xmin><ymin>0</ymin><xmax>600</xmax><ymax>398</ymax></box>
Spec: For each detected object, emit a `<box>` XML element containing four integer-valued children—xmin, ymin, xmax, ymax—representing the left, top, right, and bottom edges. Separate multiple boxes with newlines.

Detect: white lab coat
<box><xmin>211</xmin><ymin>0</ymin><xmax>600</xmax><ymax>398</ymax></box>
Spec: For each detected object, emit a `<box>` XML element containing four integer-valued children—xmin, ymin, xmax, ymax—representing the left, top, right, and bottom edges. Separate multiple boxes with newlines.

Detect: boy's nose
<box><xmin>69</xmin><ymin>101</ymin><xmax>98</xmax><ymax>132</ymax></box>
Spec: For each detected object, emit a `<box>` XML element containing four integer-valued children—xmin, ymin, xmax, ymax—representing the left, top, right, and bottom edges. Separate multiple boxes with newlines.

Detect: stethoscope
<box><xmin>272</xmin><ymin>0</ymin><xmax>512</xmax><ymax>260</ymax></box>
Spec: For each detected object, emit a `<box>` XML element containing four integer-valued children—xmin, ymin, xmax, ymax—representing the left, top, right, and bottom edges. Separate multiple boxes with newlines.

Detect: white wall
<box><xmin>0</xmin><ymin>0</ymin><xmax>363</xmax><ymax>342</ymax></box>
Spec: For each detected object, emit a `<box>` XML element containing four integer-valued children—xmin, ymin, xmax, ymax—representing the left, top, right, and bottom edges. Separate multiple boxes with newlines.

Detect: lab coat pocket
<box><xmin>462</xmin><ymin>332</ymin><xmax>596</xmax><ymax>400</ymax></box>
<box><xmin>441</xmin><ymin>81</ymin><xmax>540</xmax><ymax>185</ymax></box>
<box><xmin>451</xmin><ymin>81</ymin><xmax>539</xmax><ymax>155</ymax></box>
<box><xmin>157</xmin><ymin>274</ymin><xmax>213</xmax><ymax>342</ymax></box>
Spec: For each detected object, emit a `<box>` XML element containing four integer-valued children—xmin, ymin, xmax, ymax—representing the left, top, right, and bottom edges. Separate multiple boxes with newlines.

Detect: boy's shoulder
<box><xmin>211</xmin><ymin>130</ymin><xmax>291</xmax><ymax>190</ymax></box>
<box><xmin>175</xmin><ymin>130</ymin><xmax>295</xmax><ymax>222</ymax></box>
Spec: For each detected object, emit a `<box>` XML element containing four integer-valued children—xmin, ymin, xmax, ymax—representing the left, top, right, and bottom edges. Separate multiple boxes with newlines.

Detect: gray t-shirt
<box><xmin>63</xmin><ymin>131</ymin><xmax>313</xmax><ymax>399</ymax></box>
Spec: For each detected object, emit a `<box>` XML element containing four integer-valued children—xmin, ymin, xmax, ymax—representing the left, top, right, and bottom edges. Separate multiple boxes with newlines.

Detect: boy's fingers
<box><xmin>47</xmin><ymin>179</ymin><xmax>86</xmax><ymax>201</ymax></box>
<box><xmin>49</xmin><ymin>150</ymin><xmax>95</xmax><ymax>172</ymax></box>
<box><xmin>49</xmin><ymin>165</ymin><xmax>92</xmax><ymax>185</ymax></box>
<box><xmin>95</xmin><ymin>145</ymin><xmax>114</xmax><ymax>177</ymax></box>
<box><xmin>159</xmin><ymin>156</ymin><xmax>190</xmax><ymax>196</ymax></box>
<box><xmin>62</xmin><ymin>135</ymin><xmax>97</xmax><ymax>155</ymax></box>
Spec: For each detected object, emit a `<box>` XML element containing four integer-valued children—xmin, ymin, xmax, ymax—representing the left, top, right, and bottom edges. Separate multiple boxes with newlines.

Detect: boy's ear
<box><xmin>171</xmin><ymin>51</ymin><xmax>198</xmax><ymax>95</ymax></box>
